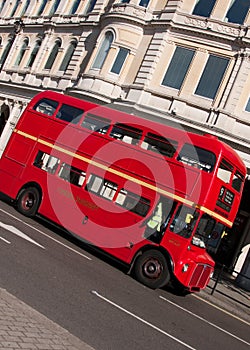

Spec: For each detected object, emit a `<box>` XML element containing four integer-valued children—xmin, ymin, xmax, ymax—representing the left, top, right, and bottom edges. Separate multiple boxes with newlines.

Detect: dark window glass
<box><xmin>33</xmin><ymin>98</ymin><xmax>59</xmax><ymax>116</ymax></box>
<box><xmin>141</xmin><ymin>133</ymin><xmax>177</xmax><ymax>158</ymax></box>
<box><xmin>192</xmin><ymin>0</ymin><xmax>216</xmax><ymax>17</ymax></box>
<box><xmin>232</xmin><ymin>171</ymin><xmax>244</xmax><ymax>192</ymax></box>
<box><xmin>56</xmin><ymin>104</ymin><xmax>84</xmax><ymax>124</ymax></box>
<box><xmin>177</xmin><ymin>143</ymin><xmax>216</xmax><ymax>172</ymax></box>
<box><xmin>225</xmin><ymin>0</ymin><xmax>250</xmax><ymax>24</ymax></box>
<box><xmin>110</xmin><ymin>123</ymin><xmax>142</xmax><ymax>145</ymax></box>
<box><xmin>86</xmin><ymin>174</ymin><xmax>118</xmax><ymax>201</ymax></box>
<box><xmin>115</xmin><ymin>189</ymin><xmax>150</xmax><ymax>217</ymax></box>
<box><xmin>170</xmin><ymin>205</ymin><xmax>198</xmax><ymax>238</ymax></box>
<box><xmin>195</xmin><ymin>55</ymin><xmax>229</xmax><ymax>99</ymax></box>
<box><xmin>34</xmin><ymin>151</ymin><xmax>60</xmax><ymax>174</ymax></box>
<box><xmin>81</xmin><ymin>114</ymin><xmax>111</xmax><ymax>134</ymax></box>
<box><xmin>59</xmin><ymin>163</ymin><xmax>86</xmax><ymax>187</ymax></box>
<box><xmin>162</xmin><ymin>47</ymin><xmax>195</xmax><ymax>89</ymax></box>
<box><xmin>110</xmin><ymin>48</ymin><xmax>129</xmax><ymax>74</ymax></box>
<box><xmin>246</xmin><ymin>97</ymin><xmax>250</xmax><ymax>112</ymax></box>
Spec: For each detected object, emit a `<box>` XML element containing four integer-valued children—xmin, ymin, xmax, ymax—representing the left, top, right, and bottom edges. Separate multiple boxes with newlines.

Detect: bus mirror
<box><xmin>185</xmin><ymin>214</ymin><xmax>193</xmax><ymax>224</ymax></box>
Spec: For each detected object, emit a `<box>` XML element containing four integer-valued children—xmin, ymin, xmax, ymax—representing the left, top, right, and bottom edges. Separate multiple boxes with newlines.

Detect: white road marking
<box><xmin>0</xmin><ymin>222</ymin><xmax>45</xmax><ymax>249</ymax></box>
<box><xmin>0</xmin><ymin>236</ymin><xmax>11</xmax><ymax>244</ymax></box>
<box><xmin>92</xmin><ymin>290</ymin><xmax>197</xmax><ymax>350</ymax></box>
<box><xmin>0</xmin><ymin>209</ymin><xmax>91</xmax><ymax>260</ymax></box>
<box><xmin>193</xmin><ymin>293</ymin><xmax>250</xmax><ymax>326</ymax></box>
<box><xmin>160</xmin><ymin>295</ymin><xmax>250</xmax><ymax>346</ymax></box>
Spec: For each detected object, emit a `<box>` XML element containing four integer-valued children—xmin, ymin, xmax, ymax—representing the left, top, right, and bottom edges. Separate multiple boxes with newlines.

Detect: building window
<box><xmin>44</xmin><ymin>39</ymin><xmax>61</xmax><ymax>70</ymax></box>
<box><xmin>69</xmin><ymin>0</ymin><xmax>81</xmax><ymax>14</ymax></box>
<box><xmin>162</xmin><ymin>46</ymin><xmax>195</xmax><ymax>90</ymax></box>
<box><xmin>110</xmin><ymin>47</ymin><xmax>129</xmax><ymax>74</ymax></box>
<box><xmin>92</xmin><ymin>31</ymin><xmax>114</xmax><ymax>69</ymax></box>
<box><xmin>14</xmin><ymin>38</ymin><xmax>28</xmax><ymax>66</ymax></box>
<box><xmin>37</xmin><ymin>0</ymin><xmax>48</xmax><ymax>15</ymax></box>
<box><xmin>192</xmin><ymin>0</ymin><xmax>216</xmax><ymax>17</ymax></box>
<box><xmin>85</xmin><ymin>0</ymin><xmax>97</xmax><ymax>13</ymax></box>
<box><xmin>139</xmin><ymin>0</ymin><xmax>150</xmax><ymax>7</ymax></box>
<box><xmin>49</xmin><ymin>0</ymin><xmax>60</xmax><ymax>15</ymax></box>
<box><xmin>59</xmin><ymin>40</ymin><xmax>77</xmax><ymax>71</ymax></box>
<box><xmin>20</xmin><ymin>0</ymin><xmax>30</xmax><ymax>16</ymax></box>
<box><xmin>245</xmin><ymin>97</ymin><xmax>250</xmax><ymax>112</ymax></box>
<box><xmin>225</xmin><ymin>0</ymin><xmax>250</xmax><ymax>24</ymax></box>
<box><xmin>10</xmin><ymin>0</ymin><xmax>19</xmax><ymax>17</ymax></box>
<box><xmin>0</xmin><ymin>38</ymin><xmax>13</xmax><ymax>69</ymax></box>
<box><xmin>0</xmin><ymin>0</ymin><xmax>6</xmax><ymax>13</ymax></box>
<box><xmin>195</xmin><ymin>55</ymin><xmax>229</xmax><ymax>99</ymax></box>
<box><xmin>26</xmin><ymin>39</ymin><xmax>41</xmax><ymax>68</ymax></box>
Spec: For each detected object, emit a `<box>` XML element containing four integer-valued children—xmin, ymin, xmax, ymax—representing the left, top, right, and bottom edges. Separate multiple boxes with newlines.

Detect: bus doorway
<box><xmin>0</xmin><ymin>103</ymin><xmax>9</xmax><ymax>136</ymax></box>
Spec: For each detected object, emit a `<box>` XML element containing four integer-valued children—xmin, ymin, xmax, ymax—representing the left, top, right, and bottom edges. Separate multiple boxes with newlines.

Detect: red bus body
<box><xmin>0</xmin><ymin>91</ymin><xmax>246</xmax><ymax>292</ymax></box>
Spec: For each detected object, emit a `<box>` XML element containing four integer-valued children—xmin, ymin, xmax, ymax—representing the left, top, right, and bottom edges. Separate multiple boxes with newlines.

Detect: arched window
<box><xmin>0</xmin><ymin>38</ymin><xmax>13</xmax><ymax>69</ymax></box>
<box><xmin>0</xmin><ymin>0</ymin><xmax>6</xmax><ymax>13</ymax></box>
<box><xmin>69</xmin><ymin>0</ymin><xmax>81</xmax><ymax>14</ymax></box>
<box><xmin>14</xmin><ymin>38</ymin><xmax>29</xmax><ymax>66</ymax></box>
<box><xmin>20</xmin><ymin>0</ymin><xmax>30</xmax><ymax>16</ymax></box>
<box><xmin>37</xmin><ymin>0</ymin><xmax>48</xmax><ymax>15</ymax></box>
<box><xmin>44</xmin><ymin>39</ymin><xmax>61</xmax><ymax>69</ymax></box>
<box><xmin>92</xmin><ymin>31</ymin><xmax>114</xmax><ymax>69</ymax></box>
<box><xmin>49</xmin><ymin>0</ymin><xmax>60</xmax><ymax>15</ymax></box>
<box><xmin>59</xmin><ymin>40</ymin><xmax>77</xmax><ymax>71</ymax></box>
<box><xmin>85</xmin><ymin>0</ymin><xmax>97</xmax><ymax>13</ymax></box>
<box><xmin>26</xmin><ymin>39</ymin><xmax>41</xmax><ymax>68</ymax></box>
<box><xmin>10</xmin><ymin>0</ymin><xmax>19</xmax><ymax>17</ymax></box>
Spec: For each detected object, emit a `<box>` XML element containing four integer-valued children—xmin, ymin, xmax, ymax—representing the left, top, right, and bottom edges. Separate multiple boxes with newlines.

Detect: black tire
<box><xmin>17</xmin><ymin>187</ymin><xmax>40</xmax><ymax>217</ymax></box>
<box><xmin>134</xmin><ymin>250</ymin><xmax>170</xmax><ymax>289</ymax></box>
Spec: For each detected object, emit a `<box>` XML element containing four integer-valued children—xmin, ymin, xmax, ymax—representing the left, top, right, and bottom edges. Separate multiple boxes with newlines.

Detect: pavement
<box><xmin>0</xmin><ymin>276</ymin><xmax>249</xmax><ymax>350</ymax></box>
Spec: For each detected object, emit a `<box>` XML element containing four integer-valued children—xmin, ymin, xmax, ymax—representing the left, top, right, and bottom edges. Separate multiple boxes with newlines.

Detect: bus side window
<box><xmin>110</xmin><ymin>123</ymin><xmax>142</xmax><ymax>145</ymax></box>
<box><xmin>141</xmin><ymin>133</ymin><xmax>177</xmax><ymax>158</ymax></box>
<box><xmin>81</xmin><ymin>114</ymin><xmax>111</xmax><ymax>134</ymax></box>
<box><xmin>232</xmin><ymin>170</ymin><xmax>244</xmax><ymax>192</ymax></box>
<box><xmin>86</xmin><ymin>174</ymin><xmax>117</xmax><ymax>201</ymax></box>
<box><xmin>177</xmin><ymin>143</ymin><xmax>216</xmax><ymax>172</ymax></box>
<box><xmin>58</xmin><ymin>163</ymin><xmax>86</xmax><ymax>187</ymax></box>
<box><xmin>115</xmin><ymin>189</ymin><xmax>150</xmax><ymax>217</ymax></box>
<box><xmin>33</xmin><ymin>150</ymin><xmax>60</xmax><ymax>174</ymax></box>
<box><xmin>56</xmin><ymin>104</ymin><xmax>84</xmax><ymax>124</ymax></box>
<box><xmin>33</xmin><ymin>98</ymin><xmax>59</xmax><ymax>116</ymax></box>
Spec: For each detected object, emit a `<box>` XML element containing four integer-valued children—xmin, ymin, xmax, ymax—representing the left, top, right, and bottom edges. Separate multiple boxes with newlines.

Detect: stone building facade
<box><xmin>0</xmin><ymin>0</ymin><xmax>250</xmax><ymax>268</ymax></box>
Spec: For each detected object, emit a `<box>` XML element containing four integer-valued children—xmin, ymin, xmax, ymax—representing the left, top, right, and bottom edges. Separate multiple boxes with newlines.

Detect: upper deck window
<box><xmin>177</xmin><ymin>143</ymin><xmax>216</xmax><ymax>172</ymax></box>
<box><xmin>232</xmin><ymin>170</ymin><xmax>245</xmax><ymax>192</ymax></box>
<box><xmin>56</xmin><ymin>104</ymin><xmax>84</xmax><ymax>124</ymax></box>
<box><xmin>110</xmin><ymin>123</ymin><xmax>142</xmax><ymax>145</ymax></box>
<box><xmin>33</xmin><ymin>98</ymin><xmax>59</xmax><ymax>116</ymax></box>
<box><xmin>81</xmin><ymin>114</ymin><xmax>111</xmax><ymax>134</ymax></box>
<box><xmin>217</xmin><ymin>159</ymin><xmax>233</xmax><ymax>184</ymax></box>
<box><xmin>141</xmin><ymin>133</ymin><xmax>177</xmax><ymax>158</ymax></box>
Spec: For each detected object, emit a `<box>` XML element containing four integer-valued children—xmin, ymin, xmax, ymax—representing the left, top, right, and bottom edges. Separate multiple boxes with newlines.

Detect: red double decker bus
<box><xmin>0</xmin><ymin>91</ymin><xmax>246</xmax><ymax>292</ymax></box>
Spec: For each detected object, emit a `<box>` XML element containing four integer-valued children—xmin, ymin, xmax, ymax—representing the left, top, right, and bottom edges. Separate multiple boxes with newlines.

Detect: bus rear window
<box><xmin>110</xmin><ymin>123</ymin><xmax>142</xmax><ymax>145</ymax></box>
<box><xmin>232</xmin><ymin>170</ymin><xmax>244</xmax><ymax>192</ymax></box>
<box><xmin>217</xmin><ymin>159</ymin><xmax>233</xmax><ymax>183</ymax></box>
<box><xmin>56</xmin><ymin>104</ymin><xmax>84</xmax><ymax>124</ymax></box>
<box><xmin>141</xmin><ymin>133</ymin><xmax>177</xmax><ymax>158</ymax></box>
<box><xmin>81</xmin><ymin>114</ymin><xmax>111</xmax><ymax>134</ymax></box>
<box><xmin>33</xmin><ymin>98</ymin><xmax>59</xmax><ymax>116</ymax></box>
<box><xmin>177</xmin><ymin>143</ymin><xmax>216</xmax><ymax>172</ymax></box>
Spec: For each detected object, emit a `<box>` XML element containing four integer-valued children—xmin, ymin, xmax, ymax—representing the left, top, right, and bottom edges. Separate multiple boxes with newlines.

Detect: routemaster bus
<box><xmin>0</xmin><ymin>91</ymin><xmax>246</xmax><ymax>292</ymax></box>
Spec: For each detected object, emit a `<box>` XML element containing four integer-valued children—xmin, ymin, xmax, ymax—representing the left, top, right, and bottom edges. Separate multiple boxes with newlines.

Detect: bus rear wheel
<box><xmin>17</xmin><ymin>187</ymin><xmax>40</xmax><ymax>217</ymax></box>
<box><xmin>134</xmin><ymin>250</ymin><xmax>170</xmax><ymax>289</ymax></box>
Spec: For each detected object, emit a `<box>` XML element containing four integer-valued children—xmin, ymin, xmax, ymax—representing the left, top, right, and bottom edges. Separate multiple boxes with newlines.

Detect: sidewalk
<box><xmin>199</xmin><ymin>276</ymin><xmax>250</xmax><ymax>324</ymax></box>
<box><xmin>0</xmin><ymin>288</ymin><xmax>94</xmax><ymax>350</ymax></box>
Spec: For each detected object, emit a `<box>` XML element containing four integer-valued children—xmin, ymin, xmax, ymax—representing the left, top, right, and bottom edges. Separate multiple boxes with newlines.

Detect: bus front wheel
<box><xmin>17</xmin><ymin>187</ymin><xmax>40</xmax><ymax>217</ymax></box>
<box><xmin>134</xmin><ymin>250</ymin><xmax>170</xmax><ymax>289</ymax></box>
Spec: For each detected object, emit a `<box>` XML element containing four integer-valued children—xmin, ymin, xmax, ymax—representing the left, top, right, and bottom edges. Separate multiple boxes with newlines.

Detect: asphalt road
<box><xmin>0</xmin><ymin>198</ymin><xmax>249</xmax><ymax>350</ymax></box>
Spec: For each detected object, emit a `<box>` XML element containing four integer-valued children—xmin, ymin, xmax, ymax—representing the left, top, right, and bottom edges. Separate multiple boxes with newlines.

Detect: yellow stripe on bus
<box><xmin>14</xmin><ymin>129</ymin><xmax>233</xmax><ymax>227</ymax></box>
